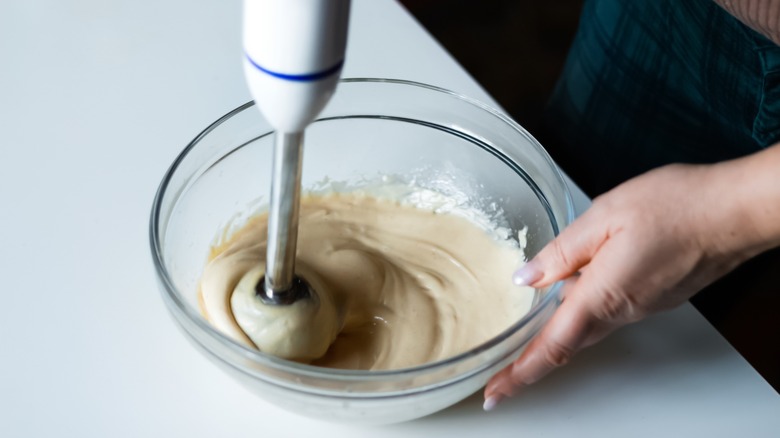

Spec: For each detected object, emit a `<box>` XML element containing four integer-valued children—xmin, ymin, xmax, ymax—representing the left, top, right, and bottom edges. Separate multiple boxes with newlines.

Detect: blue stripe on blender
<box><xmin>245</xmin><ymin>54</ymin><xmax>344</xmax><ymax>82</ymax></box>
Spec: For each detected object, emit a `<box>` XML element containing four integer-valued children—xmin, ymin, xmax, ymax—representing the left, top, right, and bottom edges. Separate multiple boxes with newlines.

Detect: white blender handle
<box><xmin>243</xmin><ymin>0</ymin><xmax>351</xmax><ymax>133</ymax></box>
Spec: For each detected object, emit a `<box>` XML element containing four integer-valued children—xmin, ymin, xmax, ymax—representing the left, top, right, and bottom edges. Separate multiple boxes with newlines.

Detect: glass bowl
<box><xmin>150</xmin><ymin>78</ymin><xmax>574</xmax><ymax>424</ymax></box>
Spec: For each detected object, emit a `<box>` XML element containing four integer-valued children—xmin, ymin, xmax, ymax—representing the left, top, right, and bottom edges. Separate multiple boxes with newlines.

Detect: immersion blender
<box><xmin>243</xmin><ymin>0</ymin><xmax>351</xmax><ymax>304</ymax></box>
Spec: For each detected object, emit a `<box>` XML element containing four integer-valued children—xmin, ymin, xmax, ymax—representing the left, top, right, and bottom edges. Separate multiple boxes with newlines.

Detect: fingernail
<box><xmin>513</xmin><ymin>261</ymin><xmax>542</xmax><ymax>286</ymax></box>
<box><xmin>483</xmin><ymin>394</ymin><xmax>503</xmax><ymax>411</ymax></box>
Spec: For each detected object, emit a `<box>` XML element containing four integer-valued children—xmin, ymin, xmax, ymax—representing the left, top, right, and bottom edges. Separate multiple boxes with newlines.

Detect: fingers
<box><xmin>483</xmin><ymin>284</ymin><xmax>616</xmax><ymax>409</ymax></box>
<box><xmin>485</xmin><ymin>206</ymin><xmax>615</xmax><ymax>411</ymax></box>
<box><xmin>513</xmin><ymin>208</ymin><xmax>608</xmax><ymax>288</ymax></box>
<box><xmin>483</xmin><ymin>368</ymin><xmax>510</xmax><ymax>411</ymax></box>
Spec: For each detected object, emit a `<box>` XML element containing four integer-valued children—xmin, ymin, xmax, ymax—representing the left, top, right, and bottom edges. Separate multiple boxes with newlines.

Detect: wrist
<box><xmin>705</xmin><ymin>144</ymin><xmax>780</xmax><ymax>259</ymax></box>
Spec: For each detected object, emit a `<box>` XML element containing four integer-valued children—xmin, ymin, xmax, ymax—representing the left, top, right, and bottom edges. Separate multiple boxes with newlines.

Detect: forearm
<box><xmin>714</xmin><ymin>0</ymin><xmax>780</xmax><ymax>45</ymax></box>
<box><xmin>707</xmin><ymin>143</ymin><xmax>780</xmax><ymax>258</ymax></box>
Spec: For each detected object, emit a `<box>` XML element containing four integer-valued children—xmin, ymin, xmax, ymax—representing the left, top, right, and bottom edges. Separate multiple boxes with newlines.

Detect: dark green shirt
<box><xmin>543</xmin><ymin>0</ymin><xmax>780</xmax><ymax>195</ymax></box>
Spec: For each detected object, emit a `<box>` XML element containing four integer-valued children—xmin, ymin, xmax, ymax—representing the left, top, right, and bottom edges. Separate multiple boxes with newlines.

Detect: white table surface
<box><xmin>1</xmin><ymin>0</ymin><xmax>777</xmax><ymax>436</ymax></box>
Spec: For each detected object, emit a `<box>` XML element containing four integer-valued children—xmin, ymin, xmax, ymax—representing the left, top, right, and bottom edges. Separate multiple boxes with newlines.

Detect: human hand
<box><xmin>483</xmin><ymin>161</ymin><xmax>773</xmax><ymax>411</ymax></box>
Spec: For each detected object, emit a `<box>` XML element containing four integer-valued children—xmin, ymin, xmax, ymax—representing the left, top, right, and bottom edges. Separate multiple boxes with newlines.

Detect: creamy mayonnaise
<box><xmin>199</xmin><ymin>192</ymin><xmax>534</xmax><ymax>370</ymax></box>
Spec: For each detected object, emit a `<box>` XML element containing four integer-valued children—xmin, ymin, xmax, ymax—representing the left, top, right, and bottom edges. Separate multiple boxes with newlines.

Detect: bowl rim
<box><xmin>149</xmin><ymin>77</ymin><xmax>575</xmax><ymax>381</ymax></box>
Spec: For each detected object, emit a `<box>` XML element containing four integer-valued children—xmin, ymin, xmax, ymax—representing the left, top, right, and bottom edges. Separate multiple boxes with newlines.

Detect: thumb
<box><xmin>513</xmin><ymin>208</ymin><xmax>607</xmax><ymax>288</ymax></box>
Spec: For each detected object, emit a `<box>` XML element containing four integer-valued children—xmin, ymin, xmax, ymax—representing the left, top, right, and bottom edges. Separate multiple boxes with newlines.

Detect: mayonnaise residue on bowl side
<box><xmin>199</xmin><ymin>191</ymin><xmax>534</xmax><ymax>371</ymax></box>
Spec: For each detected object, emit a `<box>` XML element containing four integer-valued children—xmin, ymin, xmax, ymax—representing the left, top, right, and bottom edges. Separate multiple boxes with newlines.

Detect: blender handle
<box><xmin>243</xmin><ymin>0</ymin><xmax>351</xmax><ymax>133</ymax></box>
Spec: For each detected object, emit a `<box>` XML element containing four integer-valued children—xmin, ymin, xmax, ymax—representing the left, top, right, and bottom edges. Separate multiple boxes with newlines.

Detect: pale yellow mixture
<box><xmin>199</xmin><ymin>193</ymin><xmax>534</xmax><ymax>370</ymax></box>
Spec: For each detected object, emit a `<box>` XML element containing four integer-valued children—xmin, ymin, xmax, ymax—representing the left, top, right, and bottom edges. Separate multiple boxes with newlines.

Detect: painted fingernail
<box><xmin>513</xmin><ymin>261</ymin><xmax>542</xmax><ymax>286</ymax></box>
<box><xmin>483</xmin><ymin>394</ymin><xmax>503</xmax><ymax>411</ymax></box>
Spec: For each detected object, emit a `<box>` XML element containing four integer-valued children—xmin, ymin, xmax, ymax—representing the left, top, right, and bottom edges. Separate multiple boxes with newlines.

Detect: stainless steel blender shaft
<box><xmin>264</xmin><ymin>131</ymin><xmax>304</xmax><ymax>298</ymax></box>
